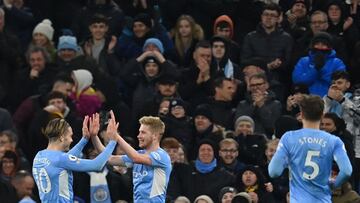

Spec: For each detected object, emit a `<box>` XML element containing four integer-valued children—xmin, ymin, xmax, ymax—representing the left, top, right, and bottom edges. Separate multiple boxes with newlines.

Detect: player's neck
<box><xmin>302</xmin><ymin>119</ymin><xmax>320</xmax><ymax>130</ymax></box>
<box><xmin>145</xmin><ymin>142</ymin><xmax>160</xmax><ymax>152</ymax></box>
<box><xmin>47</xmin><ymin>142</ymin><xmax>64</xmax><ymax>151</ymax></box>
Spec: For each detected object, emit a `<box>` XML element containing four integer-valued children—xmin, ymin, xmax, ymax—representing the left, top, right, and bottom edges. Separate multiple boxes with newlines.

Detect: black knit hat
<box><xmin>218</xmin><ymin>186</ymin><xmax>238</xmax><ymax>202</ymax></box>
<box><xmin>193</xmin><ymin>104</ymin><xmax>213</xmax><ymax>122</ymax></box>
<box><xmin>198</xmin><ymin>139</ymin><xmax>218</xmax><ymax>154</ymax></box>
<box><xmin>291</xmin><ymin>0</ymin><xmax>310</xmax><ymax>11</ymax></box>
<box><xmin>133</xmin><ymin>13</ymin><xmax>152</xmax><ymax>28</ymax></box>
<box><xmin>311</xmin><ymin>32</ymin><xmax>333</xmax><ymax>49</ymax></box>
<box><xmin>169</xmin><ymin>98</ymin><xmax>187</xmax><ymax>111</ymax></box>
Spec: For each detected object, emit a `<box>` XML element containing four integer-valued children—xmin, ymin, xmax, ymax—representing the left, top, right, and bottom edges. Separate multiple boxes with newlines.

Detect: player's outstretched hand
<box><xmin>105</xmin><ymin>110</ymin><xmax>119</xmax><ymax>141</ymax></box>
<box><xmin>82</xmin><ymin>115</ymin><xmax>90</xmax><ymax>139</ymax></box>
<box><xmin>89</xmin><ymin>113</ymin><xmax>100</xmax><ymax>137</ymax></box>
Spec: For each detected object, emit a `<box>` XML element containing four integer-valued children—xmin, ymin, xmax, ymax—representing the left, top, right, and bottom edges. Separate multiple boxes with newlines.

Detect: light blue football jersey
<box><xmin>121</xmin><ymin>148</ymin><xmax>172</xmax><ymax>203</ymax></box>
<box><xmin>32</xmin><ymin>138</ymin><xmax>116</xmax><ymax>203</ymax></box>
<box><xmin>269</xmin><ymin>128</ymin><xmax>352</xmax><ymax>203</ymax></box>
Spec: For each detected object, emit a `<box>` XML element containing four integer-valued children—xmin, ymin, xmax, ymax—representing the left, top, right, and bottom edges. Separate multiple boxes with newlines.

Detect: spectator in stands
<box><xmin>232</xmin><ymin>116</ymin><xmax>267</xmax><ymax>166</ymax></box>
<box><xmin>320</xmin><ymin>113</ymin><xmax>355</xmax><ymax>167</ymax></box>
<box><xmin>211</xmin><ymin>36</ymin><xmax>241</xmax><ymax>80</ymax></box>
<box><xmin>324</xmin><ymin>71</ymin><xmax>359</xmax><ymax>135</ymax></box>
<box><xmin>55</xmin><ymin>35</ymin><xmax>98</xmax><ymax>77</ymax></box>
<box><xmin>218</xmin><ymin>186</ymin><xmax>237</xmax><ymax>203</ymax></box>
<box><xmin>189</xmin><ymin>139</ymin><xmax>234</xmax><ymax>202</ymax></box>
<box><xmin>241</xmin><ymin>3</ymin><xmax>293</xmax><ymax>85</ymax></box>
<box><xmin>285</xmin><ymin>84</ymin><xmax>308</xmax><ymax>117</ymax></box>
<box><xmin>9</xmin><ymin>46</ymin><xmax>59</xmax><ymax>112</ymax></box>
<box><xmin>10</xmin><ymin>170</ymin><xmax>36</xmax><ymax>203</ymax></box>
<box><xmin>235</xmin><ymin>73</ymin><xmax>282</xmax><ymax>138</ymax></box>
<box><xmin>0</xmin><ymin>131</ymin><xmax>30</xmax><ymax>171</ymax></box>
<box><xmin>235</xmin><ymin>165</ymin><xmax>275</xmax><ymax>203</ymax></box>
<box><xmin>162</xmin><ymin>137</ymin><xmax>193</xmax><ymax>201</ymax></box>
<box><xmin>206</xmin><ymin>77</ymin><xmax>237</xmax><ymax>130</ymax></box>
<box><xmin>27</xmin><ymin>91</ymin><xmax>81</xmax><ymax>161</ymax></box>
<box><xmin>194</xmin><ymin>195</ymin><xmax>214</xmax><ymax>203</ymax></box>
<box><xmin>81</xmin><ymin>14</ymin><xmax>121</xmax><ymax>78</ymax></box>
<box><xmin>180</xmin><ymin>40</ymin><xmax>215</xmax><ymax>106</ymax></box>
<box><xmin>71</xmin><ymin>0</ymin><xmax>124</xmax><ymax>42</ymax></box>
<box><xmin>188</xmin><ymin>104</ymin><xmax>225</xmax><ymax>161</ymax></box>
<box><xmin>326</xmin><ymin>0</ymin><xmax>359</xmax><ymax>59</ymax></box>
<box><xmin>115</xmin><ymin>12</ymin><xmax>175</xmax><ymax>61</ymax></box>
<box><xmin>292</xmin><ymin>10</ymin><xmax>349</xmax><ymax>64</ymax></box>
<box><xmin>171</xmin><ymin>15</ymin><xmax>204</xmax><ymax>68</ymax></box>
<box><xmin>0</xmin><ymin>151</ymin><xmax>19</xmax><ymax>183</ymax></box>
<box><xmin>70</xmin><ymin>69</ymin><xmax>102</xmax><ymax>118</ymax></box>
<box><xmin>13</xmin><ymin>73</ymin><xmax>75</xmax><ymax>154</ymax></box>
<box><xmin>282</xmin><ymin>0</ymin><xmax>310</xmax><ymax>40</ymax></box>
<box><xmin>213</xmin><ymin>15</ymin><xmax>241</xmax><ymax>64</ymax></box>
<box><xmin>260</xmin><ymin>139</ymin><xmax>289</xmax><ymax>203</ymax></box>
<box><xmin>162</xmin><ymin>99</ymin><xmax>193</xmax><ymax>152</ymax></box>
<box><xmin>140</xmin><ymin>74</ymin><xmax>181</xmax><ymax>116</ymax></box>
<box><xmin>292</xmin><ymin>31</ymin><xmax>346</xmax><ymax>97</ymax></box>
<box><xmin>28</xmin><ymin>19</ymin><xmax>56</xmax><ymax>61</ymax></box>
<box><xmin>218</xmin><ymin>138</ymin><xmax>245</xmax><ymax>176</ymax></box>
<box><xmin>120</xmin><ymin>38</ymin><xmax>179</xmax><ymax>121</ymax></box>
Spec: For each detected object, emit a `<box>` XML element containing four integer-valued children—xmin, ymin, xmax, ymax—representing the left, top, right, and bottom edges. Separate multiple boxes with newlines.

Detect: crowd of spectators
<box><xmin>1</xmin><ymin>0</ymin><xmax>360</xmax><ymax>202</ymax></box>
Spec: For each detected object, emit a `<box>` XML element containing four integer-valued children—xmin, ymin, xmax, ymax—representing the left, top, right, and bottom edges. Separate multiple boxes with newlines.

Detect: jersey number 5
<box><xmin>302</xmin><ymin>150</ymin><xmax>320</xmax><ymax>180</ymax></box>
<box><xmin>33</xmin><ymin>168</ymin><xmax>52</xmax><ymax>193</ymax></box>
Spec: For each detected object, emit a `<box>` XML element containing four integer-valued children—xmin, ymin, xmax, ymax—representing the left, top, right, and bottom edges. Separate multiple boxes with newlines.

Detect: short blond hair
<box><xmin>219</xmin><ymin>138</ymin><xmax>238</xmax><ymax>149</ymax></box>
<box><xmin>139</xmin><ymin>116</ymin><xmax>165</xmax><ymax>138</ymax></box>
<box><xmin>266</xmin><ymin>138</ymin><xmax>280</xmax><ymax>149</ymax></box>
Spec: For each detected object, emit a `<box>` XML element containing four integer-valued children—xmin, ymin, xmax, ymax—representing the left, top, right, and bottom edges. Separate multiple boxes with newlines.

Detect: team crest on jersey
<box><xmin>93</xmin><ymin>187</ymin><xmax>108</xmax><ymax>201</ymax></box>
<box><xmin>68</xmin><ymin>155</ymin><xmax>79</xmax><ymax>163</ymax></box>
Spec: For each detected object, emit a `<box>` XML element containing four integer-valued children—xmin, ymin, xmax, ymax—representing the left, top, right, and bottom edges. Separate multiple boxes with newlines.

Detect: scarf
<box><xmin>245</xmin><ymin>184</ymin><xmax>259</xmax><ymax>193</ymax></box>
<box><xmin>195</xmin><ymin>158</ymin><xmax>217</xmax><ymax>174</ymax></box>
<box><xmin>224</xmin><ymin>59</ymin><xmax>234</xmax><ymax>78</ymax></box>
<box><xmin>88</xmin><ymin>168</ymin><xmax>111</xmax><ymax>203</ymax></box>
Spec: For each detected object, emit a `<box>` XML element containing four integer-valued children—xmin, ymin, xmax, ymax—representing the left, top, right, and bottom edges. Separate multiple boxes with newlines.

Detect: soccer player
<box><xmin>268</xmin><ymin>95</ymin><xmax>352</xmax><ymax>203</ymax></box>
<box><xmin>90</xmin><ymin>112</ymin><xmax>172</xmax><ymax>203</ymax></box>
<box><xmin>32</xmin><ymin>116</ymin><xmax>118</xmax><ymax>203</ymax></box>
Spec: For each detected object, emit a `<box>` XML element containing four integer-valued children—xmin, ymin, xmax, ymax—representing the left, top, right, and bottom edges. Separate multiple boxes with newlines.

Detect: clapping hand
<box><xmin>105</xmin><ymin>110</ymin><xmax>119</xmax><ymax>141</ymax></box>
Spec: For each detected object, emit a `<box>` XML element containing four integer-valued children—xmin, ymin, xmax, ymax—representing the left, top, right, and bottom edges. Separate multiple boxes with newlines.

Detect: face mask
<box><xmin>312</xmin><ymin>49</ymin><xmax>331</xmax><ymax>70</ymax></box>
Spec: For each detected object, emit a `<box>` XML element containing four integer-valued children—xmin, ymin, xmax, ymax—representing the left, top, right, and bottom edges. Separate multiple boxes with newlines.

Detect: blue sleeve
<box><xmin>292</xmin><ymin>57</ymin><xmax>318</xmax><ymax>85</ymax></box>
<box><xmin>269</xmin><ymin>133</ymin><xmax>289</xmax><ymax>178</ymax></box>
<box><xmin>333</xmin><ymin>138</ymin><xmax>352</xmax><ymax>188</ymax></box>
<box><xmin>61</xmin><ymin>140</ymin><xmax>116</xmax><ymax>172</ymax></box>
<box><xmin>121</xmin><ymin>155</ymin><xmax>134</xmax><ymax>168</ymax></box>
<box><xmin>68</xmin><ymin>137</ymin><xmax>88</xmax><ymax>157</ymax></box>
<box><xmin>149</xmin><ymin>150</ymin><xmax>171</xmax><ymax>168</ymax></box>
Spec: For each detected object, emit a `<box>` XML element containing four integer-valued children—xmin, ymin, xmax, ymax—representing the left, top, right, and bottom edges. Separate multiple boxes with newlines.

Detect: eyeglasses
<box><xmin>262</xmin><ymin>12</ymin><xmax>279</xmax><ymax>18</ymax></box>
<box><xmin>220</xmin><ymin>149</ymin><xmax>238</xmax><ymax>153</ymax></box>
<box><xmin>249</xmin><ymin>82</ymin><xmax>265</xmax><ymax>88</ymax></box>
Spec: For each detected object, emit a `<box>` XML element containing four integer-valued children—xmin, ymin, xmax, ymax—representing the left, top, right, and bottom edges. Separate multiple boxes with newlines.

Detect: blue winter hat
<box><xmin>57</xmin><ymin>36</ymin><xmax>79</xmax><ymax>51</ymax></box>
<box><xmin>143</xmin><ymin>38</ymin><xmax>164</xmax><ymax>54</ymax></box>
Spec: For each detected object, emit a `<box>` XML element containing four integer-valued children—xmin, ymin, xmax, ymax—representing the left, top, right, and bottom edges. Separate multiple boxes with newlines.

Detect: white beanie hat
<box><xmin>33</xmin><ymin>19</ymin><xmax>54</xmax><ymax>41</ymax></box>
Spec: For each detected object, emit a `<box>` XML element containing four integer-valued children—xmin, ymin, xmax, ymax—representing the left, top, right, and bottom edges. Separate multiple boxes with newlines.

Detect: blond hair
<box><xmin>139</xmin><ymin>116</ymin><xmax>165</xmax><ymax>138</ymax></box>
<box><xmin>43</xmin><ymin>118</ymin><xmax>70</xmax><ymax>142</ymax></box>
<box><xmin>266</xmin><ymin>138</ymin><xmax>280</xmax><ymax>149</ymax></box>
<box><xmin>219</xmin><ymin>138</ymin><xmax>239</xmax><ymax>149</ymax></box>
<box><xmin>171</xmin><ymin>15</ymin><xmax>204</xmax><ymax>59</ymax></box>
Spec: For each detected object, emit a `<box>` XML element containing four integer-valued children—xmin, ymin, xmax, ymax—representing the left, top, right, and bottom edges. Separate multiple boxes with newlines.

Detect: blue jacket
<box><xmin>292</xmin><ymin>50</ymin><xmax>346</xmax><ymax>97</ymax></box>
